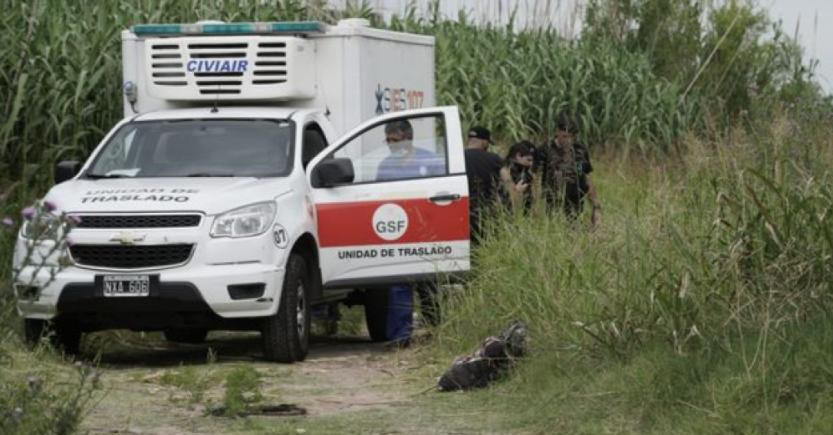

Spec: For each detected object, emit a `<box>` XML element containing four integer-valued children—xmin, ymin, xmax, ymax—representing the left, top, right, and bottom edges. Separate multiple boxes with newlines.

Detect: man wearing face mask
<box><xmin>539</xmin><ymin>115</ymin><xmax>601</xmax><ymax>227</ymax></box>
<box><xmin>376</xmin><ymin>119</ymin><xmax>444</xmax><ymax>181</ymax></box>
<box><xmin>373</xmin><ymin>119</ymin><xmax>444</xmax><ymax>347</ymax></box>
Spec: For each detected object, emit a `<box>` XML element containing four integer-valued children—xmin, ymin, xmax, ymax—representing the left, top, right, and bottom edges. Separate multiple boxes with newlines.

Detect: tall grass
<box><xmin>433</xmin><ymin>104</ymin><xmax>833</xmax><ymax>431</ymax></box>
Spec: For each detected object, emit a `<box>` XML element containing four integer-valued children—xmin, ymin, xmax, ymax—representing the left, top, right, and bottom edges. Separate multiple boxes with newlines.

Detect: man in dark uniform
<box><xmin>463</xmin><ymin>126</ymin><xmax>503</xmax><ymax>243</ymax></box>
<box><xmin>539</xmin><ymin>116</ymin><xmax>601</xmax><ymax>227</ymax></box>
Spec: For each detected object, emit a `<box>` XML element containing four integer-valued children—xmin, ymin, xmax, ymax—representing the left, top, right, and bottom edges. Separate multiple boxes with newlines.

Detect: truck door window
<box><xmin>332</xmin><ymin>114</ymin><xmax>448</xmax><ymax>183</ymax></box>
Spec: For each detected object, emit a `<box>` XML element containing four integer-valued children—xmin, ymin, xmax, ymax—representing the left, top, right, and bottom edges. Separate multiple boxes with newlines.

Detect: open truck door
<box><xmin>307</xmin><ymin>106</ymin><xmax>470</xmax><ymax>288</ymax></box>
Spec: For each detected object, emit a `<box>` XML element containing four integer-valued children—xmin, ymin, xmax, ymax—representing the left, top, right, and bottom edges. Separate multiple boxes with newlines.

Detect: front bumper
<box><xmin>15</xmin><ymin>261</ymin><xmax>285</xmax><ymax>324</ymax></box>
<box><xmin>13</xmin><ymin>216</ymin><xmax>290</xmax><ymax>327</ymax></box>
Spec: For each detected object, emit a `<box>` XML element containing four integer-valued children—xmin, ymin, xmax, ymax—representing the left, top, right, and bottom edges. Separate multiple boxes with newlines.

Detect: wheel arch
<box><xmin>290</xmin><ymin>232</ymin><xmax>322</xmax><ymax>301</ymax></box>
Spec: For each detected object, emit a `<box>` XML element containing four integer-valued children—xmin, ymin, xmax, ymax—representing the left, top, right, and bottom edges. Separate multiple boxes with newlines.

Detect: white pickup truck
<box><xmin>12</xmin><ymin>19</ymin><xmax>470</xmax><ymax>362</ymax></box>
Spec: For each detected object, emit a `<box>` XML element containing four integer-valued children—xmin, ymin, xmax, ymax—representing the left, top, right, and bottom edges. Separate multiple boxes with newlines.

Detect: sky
<box><xmin>327</xmin><ymin>0</ymin><xmax>832</xmax><ymax>93</ymax></box>
<box><xmin>766</xmin><ymin>0</ymin><xmax>833</xmax><ymax>93</ymax></box>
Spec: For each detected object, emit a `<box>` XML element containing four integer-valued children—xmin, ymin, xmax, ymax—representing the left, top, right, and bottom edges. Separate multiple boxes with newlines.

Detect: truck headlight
<box><xmin>210</xmin><ymin>202</ymin><xmax>276</xmax><ymax>238</ymax></box>
<box><xmin>20</xmin><ymin>214</ymin><xmax>61</xmax><ymax>241</ymax></box>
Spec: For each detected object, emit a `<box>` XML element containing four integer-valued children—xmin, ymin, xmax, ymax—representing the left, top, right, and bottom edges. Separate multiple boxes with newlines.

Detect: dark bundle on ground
<box><xmin>438</xmin><ymin>320</ymin><xmax>527</xmax><ymax>391</ymax></box>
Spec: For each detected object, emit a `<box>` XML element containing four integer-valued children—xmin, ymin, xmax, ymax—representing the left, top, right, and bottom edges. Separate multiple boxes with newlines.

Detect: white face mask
<box><xmin>389</xmin><ymin>140</ymin><xmax>413</xmax><ymax>157</ymax></box>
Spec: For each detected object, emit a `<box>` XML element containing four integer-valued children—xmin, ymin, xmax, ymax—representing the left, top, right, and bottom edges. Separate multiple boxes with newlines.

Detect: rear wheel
<box><xmin>262</xmin><ymin>254</ymin><xmax>310</xmax><ymax>363</ymax></box>
<box><xmin>364</xmin><ymin>289</ymin><xmax>390</xmax><ymax>342</ymax></box>
<box><xmin>164</xmin><ymin>328</ymin><xmax>208</xmax><ymax>344</ymax></box>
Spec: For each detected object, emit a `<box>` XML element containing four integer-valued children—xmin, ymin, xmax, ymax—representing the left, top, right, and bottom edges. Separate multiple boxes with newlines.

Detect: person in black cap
<box><xmin>464</xmin><ymin>126</ymin><xmax>503</xmax><ymax>244</ymax></box>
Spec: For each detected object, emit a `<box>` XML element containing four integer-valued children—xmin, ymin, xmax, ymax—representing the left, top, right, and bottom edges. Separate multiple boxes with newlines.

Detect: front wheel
<box><xmin>24</xmin><ymin>318</ymin><xmax>81</xmax><ymax>355</ymax></box>
<box><xmin>262</xmin><ymin>254</ymin><xmax>310</xmax><ymax>363</ymax></box>
<box><xmin>23</xmin><ymin>318</ymin><xmax>46</xmax><ymax>348</ymax></box>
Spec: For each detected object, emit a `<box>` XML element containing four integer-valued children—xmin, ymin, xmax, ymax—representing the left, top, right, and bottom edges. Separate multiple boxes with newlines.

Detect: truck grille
<box><xmin>75</xmin><ymin>214</ymin><xmax>201</xmax><ymax>229</ymax></box>
<box><xmin>70</xmin><ymin>244</ymin><xmax>194</xmax><ymax>269</ymax></box>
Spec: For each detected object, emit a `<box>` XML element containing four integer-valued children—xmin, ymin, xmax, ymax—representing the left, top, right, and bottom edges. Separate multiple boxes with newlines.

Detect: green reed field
<box><xmin>1</xmin><ymin>0</ymin><xmax>832</xmax><ymax>433</ymax></box>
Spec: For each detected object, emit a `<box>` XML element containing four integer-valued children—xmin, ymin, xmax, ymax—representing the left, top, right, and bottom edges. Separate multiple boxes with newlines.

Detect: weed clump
<box><xmin>217</xmin><ymin>366</ymin><xmax>263</xmax><ymax>418</ymax></box>
<box><xmin>0</xmin><ymin>354</ymin><xmax>99</xmax><ymax>435</ymax></box>
<box><xmin>159</xmin><ymin>366</ymin><xmax>214</xmax><ymax>404</ymax></box>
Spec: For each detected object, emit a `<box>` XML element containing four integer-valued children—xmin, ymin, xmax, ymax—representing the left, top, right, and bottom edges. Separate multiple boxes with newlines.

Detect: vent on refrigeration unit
<box><xmin>143</xmin><ymin>36</ymin><xmax>314</xmax><ymax>101</ymax></box>
<box><xmin>188</xmin><ymin>42</ymin><xmax>248</xmax><ymax>95</ymax></box>
<box><xmin>151</xmin><ymin>42</ymin><xmax>249</xmax><ymax>94</ymax></box>
<box><xmin>149</xmin><ymin>43</ymin><xmax>187</xmax><ymax>87</ymax></box>
<box><xmin>252</xmin><ymin>41</ymin><xmax>287</xmax><ymax>86</ymax></box>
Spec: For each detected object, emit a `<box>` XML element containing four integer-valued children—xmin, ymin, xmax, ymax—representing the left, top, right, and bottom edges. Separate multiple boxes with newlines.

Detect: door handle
<box><xmin>429</xmin><ymin>193</ymin><xmax>462</xmax><ymax>203</ymax></box>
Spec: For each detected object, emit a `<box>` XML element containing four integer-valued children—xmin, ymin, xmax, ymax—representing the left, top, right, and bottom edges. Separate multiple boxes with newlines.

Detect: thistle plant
<box><xmin>9</xmin><ymin>200</ymin><xmax>79</xmax><ymax>292</ymax></box>
<box><xmin>0</xmin><ymin>205</ymin><xmax>98</xmax><ymax>435</ymax></box>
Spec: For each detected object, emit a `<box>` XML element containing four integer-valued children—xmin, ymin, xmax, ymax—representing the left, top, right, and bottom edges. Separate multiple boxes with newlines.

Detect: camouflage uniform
<box><xmin>538</xmin><ymin>141</ymin><xmax>594</xmax><ymax>217</ymax></box>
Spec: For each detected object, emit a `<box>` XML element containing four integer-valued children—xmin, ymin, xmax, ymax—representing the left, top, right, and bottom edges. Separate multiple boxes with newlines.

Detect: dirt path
<box><xmin>78</xmin><ymin>331</ymin><xmax>484</xmax><ymax>434</ymax></box>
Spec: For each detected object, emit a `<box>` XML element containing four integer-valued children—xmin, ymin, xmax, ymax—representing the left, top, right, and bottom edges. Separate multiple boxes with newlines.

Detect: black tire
<box><xmin>262</xmin><ymin>254</ymin><xmax>310</xmax><ymax>363</ymax></box>
<box><xmin>163</xmin><ymin>329</ymin><xmax>208</xmax><ymax>344</ymax></box>
<box><xmin>364</xmin><ymin>289</ymin><xmax>390</xmax><ymax>342</ymax></box>
<box><xmin>24</xmin><ymin>318</ymin><xmax>81</xmax><ymax>355</ymax></box>
<box><xmin>23</xmin><ymin>318</ymin><xmax>46</xmax><ymax>348</ymax></box>
<box><xmin>52</xmin><ymin>321</ymin><xmax>82</xmax><ymax>355</ymax></box>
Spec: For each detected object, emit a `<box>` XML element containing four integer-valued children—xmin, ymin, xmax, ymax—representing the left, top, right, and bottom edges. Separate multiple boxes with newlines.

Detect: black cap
<box><xmin>467</xmin><ymin>126</ymin><xmax>493</xmax><ymax>143</ymax></box>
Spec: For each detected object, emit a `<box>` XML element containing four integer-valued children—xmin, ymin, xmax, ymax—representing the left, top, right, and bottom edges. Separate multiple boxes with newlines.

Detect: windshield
<box><xmin>86</xmin><ymin>119</ymin><xmax>294</xmax><ymax>178</ymax></box>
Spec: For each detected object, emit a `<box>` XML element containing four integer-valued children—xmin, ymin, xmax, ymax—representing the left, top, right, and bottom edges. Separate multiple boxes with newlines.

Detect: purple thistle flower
<box><xmin>43</xmin><ymin>200</ymin><xmax>57</xmax><ymax>212</ymax></box>
<box><xmin>1</xmin><ymin>217</ymin><xmax>13</xmax><ymax>227</ymax></box>
<box><xmin>68</xmin><ymin>215</ymin><xmax>82</xmax><ymax>225</ymax></box>
<box><xmin>21</xmin><ymin>206</ymin><xmax>36</xmax><ymax>221</ymax></box>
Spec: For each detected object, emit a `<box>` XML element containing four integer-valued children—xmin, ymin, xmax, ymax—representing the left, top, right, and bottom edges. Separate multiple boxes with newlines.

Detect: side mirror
<box><xmin>311</xmin><ymin>158</ymin><xmax>355</xmax><ymax>188</ymax></box>
<box><xmin>54</xmin><ymin>161</ymin><xmax>81</xmax><ymax>184</ymax></box>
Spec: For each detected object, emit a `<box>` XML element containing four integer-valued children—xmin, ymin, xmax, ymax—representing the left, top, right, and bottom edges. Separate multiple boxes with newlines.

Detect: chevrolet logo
<box><xmin>109</xmin><ymin>231</ymin><xmax>147</xmax><ymax>245</ymax></box>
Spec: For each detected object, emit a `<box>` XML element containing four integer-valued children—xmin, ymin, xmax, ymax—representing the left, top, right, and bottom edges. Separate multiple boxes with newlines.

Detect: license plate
<box><xmin>102</xmin><ymin>275</ymin><xmax>150</xmax><ymax>297</ymax></box>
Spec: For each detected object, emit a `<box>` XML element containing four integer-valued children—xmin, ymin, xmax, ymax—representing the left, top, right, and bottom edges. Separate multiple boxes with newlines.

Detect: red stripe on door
<box><xmin>316</xmin><ymin>197</ymin><xmax>469</xmax><ymax>247</ymax></box>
